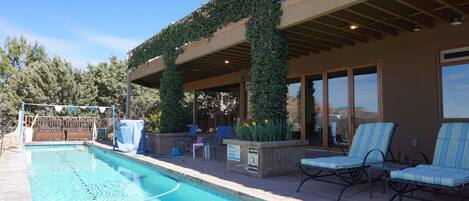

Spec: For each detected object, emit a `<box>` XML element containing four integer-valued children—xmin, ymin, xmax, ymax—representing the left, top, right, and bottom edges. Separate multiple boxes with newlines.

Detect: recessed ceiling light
<box><xmin>412</xmin><ymin>25</ymin><xmax>421</xmax><ymax>32</ymax></box>
<box><xmin>349</xmin><ymin>25</ymin><xmax>359</xmax><ymax>30</ymax></box>
<box><xmin>224</xmin><ymin>60</ymin><xmax>230</xmax><ymax>64</ymax></box>
<box><xmin>451</xmin><ymin>16</ymin><xmax>463</xmax><ymax>26</ymax></box>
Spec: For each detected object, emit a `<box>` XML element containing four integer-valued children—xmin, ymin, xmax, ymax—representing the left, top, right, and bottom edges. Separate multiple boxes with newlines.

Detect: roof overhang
<box><xmin>131</xmin><ymin>0</ymin><xmax>469</xmax><ymax>90</ymax></box>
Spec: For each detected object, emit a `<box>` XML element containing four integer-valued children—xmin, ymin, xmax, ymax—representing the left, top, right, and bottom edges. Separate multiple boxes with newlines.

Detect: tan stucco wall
<box><xmin>288</xmin><ymin>22</ymin><xmax>469</xmax><ymax>159</ymax></box>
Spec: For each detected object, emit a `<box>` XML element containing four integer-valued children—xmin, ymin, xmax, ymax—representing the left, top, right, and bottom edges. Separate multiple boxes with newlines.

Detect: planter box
<box><xmin>223</xmin><ymin>139</ymin><xmax>307</xmax><ymax>178</ymax></box>
<box><xmin>146</xmin><ymin>132</ymin><xmax>186</xmax><ymax>155</ymax></box>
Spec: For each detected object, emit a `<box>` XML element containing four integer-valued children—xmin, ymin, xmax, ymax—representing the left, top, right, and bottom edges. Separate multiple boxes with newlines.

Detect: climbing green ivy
<box><xmin>246</xmin><ymin>0</ymin><xmax>288</xmax><ymax>123</ymax></box>
<box><xmin>128</xmin><ymin>0</ymin><xmax>252</xmax><ymax>68</ymax></box>
<box><xmin>130</xmin><ymin>0</ymin><xmax>288</xmax><ymax>133</ymax></box>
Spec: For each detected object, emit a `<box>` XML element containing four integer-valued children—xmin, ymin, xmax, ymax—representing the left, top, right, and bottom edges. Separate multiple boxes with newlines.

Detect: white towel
<box><xmin>54</xmin><ymin>105</ymin><xmax>63</xmax><ymax>112</ymax></box>
<box><xmin>98</xmin><ymin>107</ymin><xmax>107</xmax><ymax>113</ymax></box>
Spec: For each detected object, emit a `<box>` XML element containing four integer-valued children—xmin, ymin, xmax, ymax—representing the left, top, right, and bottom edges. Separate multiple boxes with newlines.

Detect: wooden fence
<box><xmin>25</xmin><ymin>116</ymin><xmax>115</xmax><ymax>141</ymax></box>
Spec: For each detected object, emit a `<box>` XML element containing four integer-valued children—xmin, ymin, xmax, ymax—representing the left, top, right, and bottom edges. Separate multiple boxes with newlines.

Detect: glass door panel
<box><xmin>305</xmin><ymin>75</ymin><xmax>324</xmax><ymax>146</ymax></box>
<box><xmin>327</xmin><ymin>71</ymin><xmax>349</xmax><ymax>148</ymax></box>
<box><xmin>287</xmin><ymin>78</ymin><xmax>301</xmax><ymax>140</ymax></box>
<box><xmin>353</xmin><ymin>66</ymin><xmax>379</xmax><ymax>126</ymax></box>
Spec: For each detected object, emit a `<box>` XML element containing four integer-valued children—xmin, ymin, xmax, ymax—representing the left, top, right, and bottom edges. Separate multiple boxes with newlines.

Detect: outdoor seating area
<box><xmin>149</xmin><ymin>143</ymin><xmax>469</xmax><ymax>201</ymax></box>
<box><xmin>297</xmin><ymin>122</ymin><xmax>397</xmax><ymax>200</ymax></box>
<box><xmin>136</xmin><ymin>122</ymin><xmax>469</xmax><ymax>201</ymax></box>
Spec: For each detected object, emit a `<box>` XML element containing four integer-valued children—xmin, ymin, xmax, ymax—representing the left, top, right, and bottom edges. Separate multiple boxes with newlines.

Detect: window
<box><xmin>305</xmin><ymin>74</ymin><xmax>323</xmax><ymax>146</ymax></box>
<box><xmin>441</xmin><ymin>63</ymin><xmax>469</xmax><ymax>118</ymax></box>
<box><xmin>327</xmin><ymin>70</ymin><xmax>349</xmax><ymax>148</ymax></box>
<box><xmin>287</xmin><ymin>78</ymin><xmax>301</xmax><ymax>139</ymax></box>
<box><xmin>353</xmin><ymin>66</ymin><xmax>379</xmax><ymax>125</ymax></box>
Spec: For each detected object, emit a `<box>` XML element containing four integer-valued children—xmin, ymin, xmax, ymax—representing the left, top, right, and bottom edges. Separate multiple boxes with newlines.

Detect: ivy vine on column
<box><xmin>128</xmin><ymin>0</ymin><xmax>288</xmax><ymax>132</ymax></box>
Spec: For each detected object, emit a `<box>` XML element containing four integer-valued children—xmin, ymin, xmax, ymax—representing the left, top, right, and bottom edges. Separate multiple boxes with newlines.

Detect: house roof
<box><xmin>130</xmin><ymin>0</ymin><xmax>469</xmax><ymax>90</ymax></box>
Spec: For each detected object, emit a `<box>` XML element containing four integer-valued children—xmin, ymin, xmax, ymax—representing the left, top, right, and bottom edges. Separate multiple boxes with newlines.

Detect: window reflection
<box><xmin>353</xmin><ymin>67</ymin><xmax>378</xmax><ymax>125</ymax></box>
<box><xmin>287</xmin><ymin>78</ymin><xmax>301</xmax><ymax>139</ymax></box>
<box><xmin>305</xmin><ymin>75</ymin><xmax>323</xmax><ymax>146</ymax></box>
<box><xmin>328</xmin><ymin>71</ymin><xmax>349</xmax><ymax>148</ymax></box>
<box><xmin>442</xmin><ymin>64</ymin><xmax>469</xmax><ymax>118</ymax></box>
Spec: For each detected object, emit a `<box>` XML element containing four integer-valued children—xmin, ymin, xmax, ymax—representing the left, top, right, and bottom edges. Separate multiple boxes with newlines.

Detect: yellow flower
<box><xmin>264</xmin><ymin>119</ymin><xmax>269</xmax><ymax>124</ymax></box>
<box><xmin>252</xmin><ymin>121</ymin><xmax>257</xmax><ymax>126</ymax></box>
<box><xmin>243</xmin><ymin>123</ymin><xmax>249</xmax><ymax>127</ymax></box>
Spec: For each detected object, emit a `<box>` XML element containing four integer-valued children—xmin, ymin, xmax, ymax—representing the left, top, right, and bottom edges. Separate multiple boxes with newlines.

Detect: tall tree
<box><xmin>0</xmin><ymin>36</ymin><xmax>46</xmax><ymax>85</ymax></box>
<box><xmin>0</xmin><ymin>37</ymin><xmax>160</xmax><ymax>130</ymax></box>
<box><xmin>2</xmin><ymin>36</ymin><xmax>46</xmax><ymax>70</ymax></box>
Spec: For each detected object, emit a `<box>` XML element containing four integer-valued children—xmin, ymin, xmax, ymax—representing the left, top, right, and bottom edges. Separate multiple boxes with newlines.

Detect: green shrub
<box><xmin>235</xmin><ymin>120</ymin><xmax>292</xmax><ymax>142</ymax></box>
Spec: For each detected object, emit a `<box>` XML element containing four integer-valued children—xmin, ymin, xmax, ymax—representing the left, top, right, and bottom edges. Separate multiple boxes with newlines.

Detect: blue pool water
<box><xmin>26</xmin><ymin>145</ymin><xmax>236</xmax><ymax>201</ymax></box>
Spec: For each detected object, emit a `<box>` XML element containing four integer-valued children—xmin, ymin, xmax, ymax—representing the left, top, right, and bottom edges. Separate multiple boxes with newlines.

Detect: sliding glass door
<box><xmin>353</xmin><ymin>66</ymin><xmax>379</xmax><ymax>126</ymax></box>
<box><xmin>304</xmin><ymin>65</ymin><xmax>380</xmax><ymax>149</ymax></box>
<box><xmin>305</xmin><ymin>74</ymin><xmax>324</xmax><ymax>146</ymax></box>
<box><xmin>327</xmin><ymin>70</ymin><xmax>350</xmax><ymax>148</ymax></box>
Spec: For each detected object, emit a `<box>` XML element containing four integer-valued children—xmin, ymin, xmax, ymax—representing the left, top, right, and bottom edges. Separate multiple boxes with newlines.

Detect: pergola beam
<box><xmin>214</xmin><ymin>51</ymin><xmax>251</xmax><ymax>60</ymax></box>
<box><xmin>435</xmin><ymin>0</ymin><xmax>468</xmax><ymax>17</ymax></box>
<box><xmin>347</xmin><ymin>5</ymin><xmax>414</xmax><ymax>32</ymax></box>
<box><xmin>288</xmin><ymin>42</ymin><xmax>319</xmax><ymax>54</ymax></box>
<box><xmin>283</xmin><ymin>30</ymin><xmax>343</xmax><ymax>49</ymax></box>
<box><xmin>291</xmin><ymin>26</ymin><xmax>355</xmax><ymax>46</ymax></box>
<box><xmin>365</xmin><ymin>1</ymin><xmax>434</xmax><ymax>28</ymax></box>
<box><xmin>305</xmin><ymin>20</ymin><xmax>373</xmax><ymax>41</ymax></box>
<box><xmin>396</xmin><ymin>0</ymin><xmax>451</xmax><ymax>23</ymax></box>
<box><xmin>288</xmin><ymin>37</ymin><xmax>331</xmax><ymax>51</ymax></box>
<box><xmin>329</xmin><ymin>10</ymin><xmax>398</xmax><ymax>36</ymax></box>
<box><xmin>309</xmin><ymin>19</ymin><xmax>377</xmax><ymax>40</ymax></box>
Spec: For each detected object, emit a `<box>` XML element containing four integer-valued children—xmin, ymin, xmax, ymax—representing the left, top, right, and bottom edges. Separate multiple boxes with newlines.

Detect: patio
<box><xmin>148</xmin><ymin>147</ymin><xmax>469</xmax><ymax>201</ymax></box>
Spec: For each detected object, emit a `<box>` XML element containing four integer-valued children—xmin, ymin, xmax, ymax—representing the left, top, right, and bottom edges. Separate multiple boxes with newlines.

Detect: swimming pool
<box><xmin>26</xmin><ymin>144</ymin><xmax>237</xmax><ymax>201</ymax></box>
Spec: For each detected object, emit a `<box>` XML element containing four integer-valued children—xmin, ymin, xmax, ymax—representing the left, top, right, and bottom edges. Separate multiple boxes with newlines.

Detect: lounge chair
<box><xmin>389</xmin><ymin>122</ymin><xmax>469</xmax><ymax>201</ymax></box>
<box><xmin>297</xmin><ymin>122</ymin><xmax>397</xmax><ymax>201</ymax></box>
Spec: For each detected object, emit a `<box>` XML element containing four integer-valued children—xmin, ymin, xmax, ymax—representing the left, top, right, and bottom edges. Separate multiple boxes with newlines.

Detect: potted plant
<box><xmin>223</xmin><ymin>120</ymin><xmax>307</xmax><ymax>178</ymax></box>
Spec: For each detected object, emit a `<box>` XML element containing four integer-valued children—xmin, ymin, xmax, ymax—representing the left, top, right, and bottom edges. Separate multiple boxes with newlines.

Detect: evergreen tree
<box><xmin>0</xmin><ymin>37</ymin><xmax>160</xmax><ymax>129</ymax></box>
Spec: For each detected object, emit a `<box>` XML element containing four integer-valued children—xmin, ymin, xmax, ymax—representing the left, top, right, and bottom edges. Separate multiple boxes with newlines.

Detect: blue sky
<box><xmin>0</xmin><ymin>0</ymin><xmax>207</xmax><ymax>68</ymax></box>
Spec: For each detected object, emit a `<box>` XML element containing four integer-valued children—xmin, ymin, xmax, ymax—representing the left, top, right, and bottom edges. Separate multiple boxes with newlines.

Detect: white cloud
<box><xmin>0</xmin><ymin>17</ymin><xmax>136</xmax><ymax>69</ymax></box>
<box><xmin>75</xmin><ymin>27</ymin><xmax>140</xmax><ymax>53</ymax></box>
<box><xmin>0</xmin><ymin>17</ymin><xmax>100</xmax><ymax>68</ymax></box>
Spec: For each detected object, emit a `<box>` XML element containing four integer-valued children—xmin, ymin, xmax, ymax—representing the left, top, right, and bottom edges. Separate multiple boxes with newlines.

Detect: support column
<box><xmin>239</xmin><ymin>76</ymin><xmax>247</xmax><ymax>122</ymax></box>
<box><xmin>192</xmin><ymin>91</ymin><xmax>197</xmax><ymax>125</ymax></box>
<box><xmin>18</xmin><ymin>101</ymin><xmax>25</xmax><ymax>148</ymax></box>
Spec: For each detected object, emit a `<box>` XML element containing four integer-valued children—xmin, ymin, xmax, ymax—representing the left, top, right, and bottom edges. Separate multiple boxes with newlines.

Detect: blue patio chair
<box><xmin>389</xmin><ymin>122</ymin><xmax>469</xmax><ymax>201</ymax></box>
<box><xmin>297</xmin><ymin>122</ymin><xmax>397</xmax><ymax>201</ymax></box>
<box><xmin>208</xmin><ymin>125</ymin><xmax>232</xmax><ymax>159</ymax></box>
<box><xmin>175</xmin><ymin>124</ymin><xmax>198</xmax><ymax>154</ymax></box>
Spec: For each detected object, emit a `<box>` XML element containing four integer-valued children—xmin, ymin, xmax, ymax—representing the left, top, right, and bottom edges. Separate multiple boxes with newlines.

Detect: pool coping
<box><xmin>87</xmin><ymin>142</ymin><xmax>301</xmax><ymax>201</ymax></box>
<box><xmin>26</xmin><ymin>141</ymin><xmax>87</xmax><ymax>145</ymax></box>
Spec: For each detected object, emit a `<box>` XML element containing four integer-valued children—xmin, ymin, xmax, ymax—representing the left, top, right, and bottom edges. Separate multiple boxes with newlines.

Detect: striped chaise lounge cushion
<box><xmin>391</xmin><ymin>123</ymin><xmax>469</xmax><ymax>187</ymax></box>
<box><xmin>301</xmin><ymin>123</ymin><xmax>395</xmax><ymax>169</ymax></box>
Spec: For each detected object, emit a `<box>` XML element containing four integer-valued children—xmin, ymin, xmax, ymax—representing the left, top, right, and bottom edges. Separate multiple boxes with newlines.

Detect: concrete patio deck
<box><xmin>152</xmin><ymin>149</ymin><xmax>469</xmax><ymax>201</ymax></box>
<box><xmin>0</xmin><ymin>149</ymin><xmax>32</xmax><ymax>201</ymax></box>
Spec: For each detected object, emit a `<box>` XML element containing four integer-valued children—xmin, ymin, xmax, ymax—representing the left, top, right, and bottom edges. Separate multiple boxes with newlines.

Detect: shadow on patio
<box><xmin>150</xmin><ymin>149</ymin><xmax>467</xmax><ymax>201</ymax></box>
